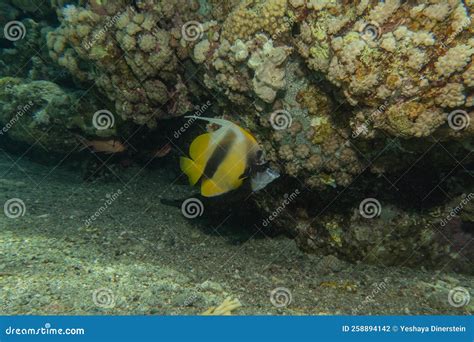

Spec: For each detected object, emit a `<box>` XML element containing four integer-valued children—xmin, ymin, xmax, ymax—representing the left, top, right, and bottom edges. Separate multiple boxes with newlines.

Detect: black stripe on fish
<box><xmin>240</xmin><ymin>139</ymin><xmax>259</xmax><ymax>180</ymax></box>
<box><xmin>202</xmin><ymin>129</ymin><xmax>237</xmax><ymax>180</ymax></box>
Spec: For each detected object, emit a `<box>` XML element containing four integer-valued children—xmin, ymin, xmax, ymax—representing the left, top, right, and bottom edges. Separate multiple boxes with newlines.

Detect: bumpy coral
<box><xmin>185</xmin><ymin>1</ymin><xmax>472</xmax><ymax>193</ymax></box>
<box><xmin>292</xmin><ymin>0</ymin><xmax>474</xmax><ymax>140</ymax></box>
<box><xmin>247</xmin><ymin>36</ymin><xmax>292</xmax><ymax>103</ymax></box>
<box><xmin>221</xmin><ymin>0</ymin><xmax>289</xmax><ymax>42</ymax></box>
<box><xmin>46</xmin><ymin>1</ymin><xmax>196</xmax><ymax>127</ymax></box>
<box><xmin>185</xmin><ymin>0</ymin><xmax>473</xmax><ymax>270</ymax></box>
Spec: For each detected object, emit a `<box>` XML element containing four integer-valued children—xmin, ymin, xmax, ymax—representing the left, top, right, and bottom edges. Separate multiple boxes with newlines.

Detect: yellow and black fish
<box><xmin>180</xmin><ymin>116</ymin><xmax>279</xmax><ymax>197</ymax></box>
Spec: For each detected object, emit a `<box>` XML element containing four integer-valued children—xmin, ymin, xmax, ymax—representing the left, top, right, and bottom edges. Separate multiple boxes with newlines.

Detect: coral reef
<box><xmin>1</xmin><ymin>0</ymin><xmax>473</xmax><ymax>271</ymax></box>
<box><xmin>221</xmin><ymin>0</ymin><xmax>289</xmax><ymax>42</ymax></box>
<box><xmin>46</xmin><ymin>1</ymin><xmax>199</xmax><ymax>127</ymax></box>
<box><xmin>0</xmin><ymin>77</ymin><xmax>106</xmax><ymax>152</ymax></box>
<box><xmin>187</xmin><ymin>0</ymin><xmax>473</xmax><ymax>190</ymax></box>
<box><xmin>0</xmin><ymin>18</ymin><xmax>61</xmax><ymax>81</ymax></box>
<box><xmin>189</xmin><ymin>0</ymin><xmax>473</xmax><ymax>270</ymax></box>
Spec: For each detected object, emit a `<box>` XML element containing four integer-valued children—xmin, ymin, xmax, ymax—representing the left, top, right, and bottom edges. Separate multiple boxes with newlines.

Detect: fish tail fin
<box><xmin>180</xmin><ymin>156</ymin><xmax>203</xmax><ymax>185</ymax></box>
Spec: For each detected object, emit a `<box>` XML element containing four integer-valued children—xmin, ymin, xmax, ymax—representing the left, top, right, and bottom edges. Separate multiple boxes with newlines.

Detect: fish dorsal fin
<box><xmin>238</xmin><ymin>126</ymin><xmax>258</xmax><ymax>146</ymax></box>
<box><xmin>186</xmin><ymin>116</ymin><xmax>258</xmax><ymax>146</ymax></box>
<box><xmin>188</xmin><ymin>116</ymin><xmax>241</xmax><ymax>164</ymax></box>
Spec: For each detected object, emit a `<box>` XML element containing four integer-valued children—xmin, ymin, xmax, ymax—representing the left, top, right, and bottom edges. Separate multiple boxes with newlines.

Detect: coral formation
<box><xmin>190</xmin><ymin>0</ymin><xmax>473</xmax><ymax>270</ymax></box>
<box><xmin>221</xmin><ymin>0</ymin><xmax>289</xmax><ymax>42</ymax></box>
<box><xmin>1</xmin><ymin>0</ymin><xmax>473</xmax><ymax>271</ymax></box>
<box><xmin>46</xmin><ymin>1</ymin><xmax>198</xmax><ymax>127</ymax></box>
<box><xmin>247</xmin><ymin>36</ymin><xmax>292</xmax><ymax>103</ymax></box>
<box><xmin>0</xmin><ymin>77</ymin><xmax>106</xmax><ymax>152</ymax></box>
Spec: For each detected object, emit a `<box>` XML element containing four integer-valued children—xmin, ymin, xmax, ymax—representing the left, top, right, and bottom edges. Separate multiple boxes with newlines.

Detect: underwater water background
<box><xmin>0</xmin><ymin>0</ymin><xmax>473</xmax><ymax>316</ymax></box>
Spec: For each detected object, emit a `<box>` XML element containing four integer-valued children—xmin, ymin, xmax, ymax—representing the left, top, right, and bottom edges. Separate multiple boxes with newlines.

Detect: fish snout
<box><xmin>250</xmin><ymin>167</ymin><xmax>280</xmax><ymax>192</ymax></box>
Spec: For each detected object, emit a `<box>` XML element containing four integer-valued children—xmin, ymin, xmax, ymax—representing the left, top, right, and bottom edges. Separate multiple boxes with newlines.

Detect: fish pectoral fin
<box><xmin>239</xmin><ymin>167</ymin><xmax>251</xmax><ymax>180</ymax></box>
<box><xmin>180</xmin><ymin>157</ymin><xmax>203</xmax><ymax>186</ymax></box>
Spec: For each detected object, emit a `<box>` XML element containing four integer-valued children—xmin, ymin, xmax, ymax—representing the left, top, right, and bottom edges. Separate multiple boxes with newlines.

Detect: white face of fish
<box><xmin>250</xmin><ymin>167</ymin><xmax>280</xmax><ymax>192</ymax></box>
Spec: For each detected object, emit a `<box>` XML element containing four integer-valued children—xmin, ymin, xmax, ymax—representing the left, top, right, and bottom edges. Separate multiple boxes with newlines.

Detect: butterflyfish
<box><xmin>180</xmin><ymin>116</ymin><xmax>279</xmax><ymax>197</ymax></box>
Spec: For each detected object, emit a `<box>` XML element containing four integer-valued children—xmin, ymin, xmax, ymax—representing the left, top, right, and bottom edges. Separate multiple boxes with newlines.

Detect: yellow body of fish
<box><xmin>180</xmin><ymin>116</ymin><xmax>261</xmax><ymax>197</ymax></box>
